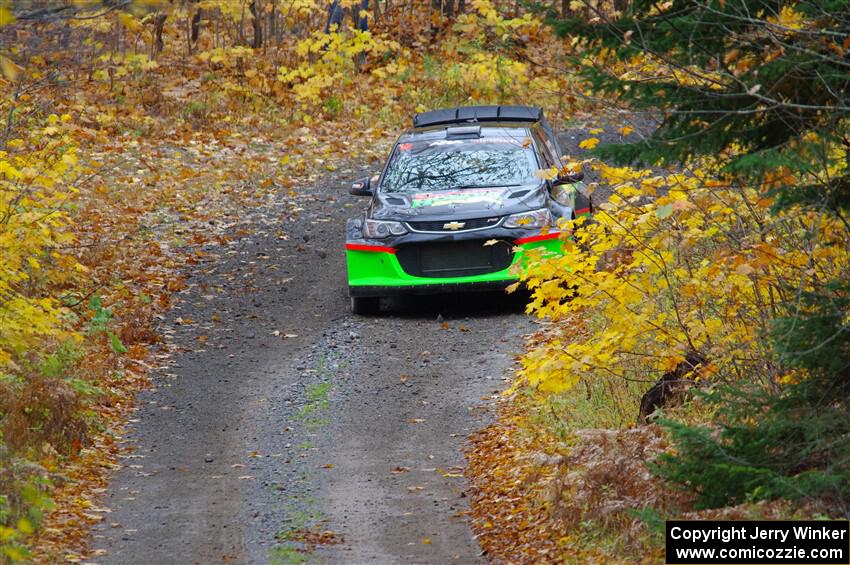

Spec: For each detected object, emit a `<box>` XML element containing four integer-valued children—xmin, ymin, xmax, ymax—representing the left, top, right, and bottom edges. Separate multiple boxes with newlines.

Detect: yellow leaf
<box><xmin>16</xmin><ymin>518</ymin><xmax>34</xmax><ymax>535</ymax></box>
<box><xmin>0</xmin><ymin>56</ymin><xmax>19</xmax><ymax>81</ymax></box>
<box><xmin>619</xmin><ymin>125</ymin><xmax>634</xmax><ymax>136</ymax></box>
<box><xmin>0</xmin><ymin>7</ymin><xmax>15</xmax><ymax>26</ymax></box>
<box><xmin>578</xmin><ymin>137</ymin><xmax>600</xmax><ymax>150</ymax></box>
<box><xmin>118</xmin><ymin>12</ymin><xmax>142</xmax><ymax>32</ymax></box>
<box><xmin>736</xmin><ymin>263</ymin><xmax>754</xmax><ymax>276</ymax></box>
<box><xmin>771</xmin><ymin>6</ymin><xmax>804</xmax><ymax>30</ymax></box>
<box><xmin>533</xmin><ymin>167</ymin><xmax>558</xmax><ymax>180</ymax></box>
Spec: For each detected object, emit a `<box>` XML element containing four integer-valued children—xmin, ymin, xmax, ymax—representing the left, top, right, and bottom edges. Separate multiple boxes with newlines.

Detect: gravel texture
<box><xmin>89</xmin><ymin>118</ymin><xmax>656</xmax><ymax>564</ymax></box>
<box><xmin>90</xmin><ymin>161</ymin><xmax>531</xmax><ymax>565</ymax></box>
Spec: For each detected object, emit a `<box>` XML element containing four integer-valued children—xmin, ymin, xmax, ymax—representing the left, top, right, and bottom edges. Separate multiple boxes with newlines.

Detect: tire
<box><xmin>351</xmin><ymin>296</ymin><xmax>380</xmax><ymax>315</ymax></box>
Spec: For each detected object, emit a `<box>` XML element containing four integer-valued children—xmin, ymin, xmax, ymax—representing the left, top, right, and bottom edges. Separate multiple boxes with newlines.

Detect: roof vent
<box><xmin>445</xmin><ymin>125</ymin><xmax>481</xmax><ymax>138</ymax></box>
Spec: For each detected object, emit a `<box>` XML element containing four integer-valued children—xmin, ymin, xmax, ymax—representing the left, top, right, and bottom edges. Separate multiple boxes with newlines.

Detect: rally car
<box><xmin>345</xmin><ymin>105</ymin><xmax>591</xmax><ymax>314</ymax></box>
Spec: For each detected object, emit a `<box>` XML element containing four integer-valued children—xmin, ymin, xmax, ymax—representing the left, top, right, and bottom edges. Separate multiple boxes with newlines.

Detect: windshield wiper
<box><xmin>455</xmin><ymin>183</ymin><xmax>522</xmax><ymax>189</ymax></box>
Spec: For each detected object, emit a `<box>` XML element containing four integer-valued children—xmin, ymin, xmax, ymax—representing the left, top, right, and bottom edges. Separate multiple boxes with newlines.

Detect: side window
<box><xmin>531</xmin><ymin>129</ymin><xmax>557</xmax><ymax>169</ymax></box>
<box><xmin>542</xmin><ymin>132</ymin><xmax>563</xmax><ymax>168</ymax></box>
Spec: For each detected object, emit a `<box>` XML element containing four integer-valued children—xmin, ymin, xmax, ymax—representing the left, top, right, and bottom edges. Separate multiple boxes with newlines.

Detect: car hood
<box><xmin>370</xmin><ymin>183</ymin><xmax>547</xmax><ymax>221</ymax></box>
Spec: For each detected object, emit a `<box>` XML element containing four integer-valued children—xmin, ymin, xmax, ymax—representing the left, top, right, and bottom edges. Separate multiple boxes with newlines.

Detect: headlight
<box><xmin>503</xmin><ymin>208</ymin><xmax>551</xmax><ymax>229</ymax></box>
<box><xmin>363</xmin><ymin>219</ymin><xmax>407</xmax><ymax>238</ymax></box>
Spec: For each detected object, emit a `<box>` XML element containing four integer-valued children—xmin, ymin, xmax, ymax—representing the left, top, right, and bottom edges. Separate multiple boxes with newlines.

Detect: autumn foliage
<box><xmin>470</xmin><ymin>0</ymin><xmax>849</xmax><ymax>561</ymax></box>
<box><xmin>1</xmin><ymin>0</ymin><xmax>846</xmax><ymax>561</ymax></box>
<box><xmin>0</xmin><ymin>0</ymin><xmax>583</xmax><ymax>560</ymax></box>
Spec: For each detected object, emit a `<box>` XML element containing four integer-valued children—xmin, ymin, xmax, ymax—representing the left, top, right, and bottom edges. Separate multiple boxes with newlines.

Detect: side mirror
<box><xmin>350</xmin><ymin>176</ymin><xmax>373</xmax><ymax>196</ymax></box>
<box><xmin>554</xmin><ymin>170</ymin><xmax>584</xmax><ymax>185</ymax></box>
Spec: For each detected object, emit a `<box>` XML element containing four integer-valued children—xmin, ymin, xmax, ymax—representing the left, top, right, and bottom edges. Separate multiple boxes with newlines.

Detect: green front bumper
<box><xmin>345</xmin><ymin>234</ymin><xmax>564</xmax><ymax>297</ymax></box>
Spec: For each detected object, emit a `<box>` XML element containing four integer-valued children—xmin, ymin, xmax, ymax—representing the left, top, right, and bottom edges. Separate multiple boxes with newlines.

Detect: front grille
<box><xmin>406</xmin><ymin>216</ymin><xmax>502</xmax><ymax>232</ymax></box>
<box><xmin>396</xmin><ymin>240</ymin><xmax>514</xmax><ymax>278</ymax></box>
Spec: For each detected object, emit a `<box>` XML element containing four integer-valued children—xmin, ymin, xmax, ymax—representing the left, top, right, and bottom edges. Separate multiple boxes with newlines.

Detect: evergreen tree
<box><xmin>554</xmin><ymin>1</ymin><xmax>850</xmax><ymax>509</ymax></box>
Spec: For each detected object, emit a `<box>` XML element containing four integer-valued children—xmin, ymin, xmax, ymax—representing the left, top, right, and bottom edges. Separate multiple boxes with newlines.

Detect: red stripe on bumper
<box><xmin>515</xmin><ymin>232</ymin><xmax>562</xmax><ymax>245</ymax></box>
<box><xmin>575</xmin><ymin>207</ymin><xmax>591</xmax><ymax>215</ymax></box>
<box><xmin>345</xmin><ymin>243</ymin><xmax>397</xmax><ymax>254</ymax></box>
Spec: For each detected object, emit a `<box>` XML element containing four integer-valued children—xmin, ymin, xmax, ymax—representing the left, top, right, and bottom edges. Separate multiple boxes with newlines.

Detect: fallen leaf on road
<box><xmin>82</xmin><ymin>513</ymin><xmax>104</xmax><ymax>522</ymax></box>
<box><xmin>392</xmin><ymin>466</ymin><xmax>411</xmax><ymax>474</ymax></box>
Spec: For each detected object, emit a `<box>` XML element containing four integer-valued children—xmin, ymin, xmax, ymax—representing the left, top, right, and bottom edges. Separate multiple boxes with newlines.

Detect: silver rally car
<box><xmin>344</xmin><ymin>105</ymin><xmax>591</xmax><ymax>314</ymax></box>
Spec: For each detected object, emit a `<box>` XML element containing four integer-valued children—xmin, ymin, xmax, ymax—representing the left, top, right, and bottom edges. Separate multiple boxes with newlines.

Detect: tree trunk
<box><xmin>153</xmin><ymin>12</ymin><xmax>167</xmax><ymax>56</ymax></box>
<box><xmin>443</xmin><ymin>0</ymin><xmax>454</xmax><ymax>18</ymax></box>
<box><xmin>250</xmin><ymin>0</ymin><xmax>263</xmax><ymax>48</ymax></box>
<box><xmin>190</xmin><ymin>2</ymin><xmax>201</xmax><ymax>45</ymax></box>
<box><xmin>356</xmin><ymin>0</ymin><xmax>369</xmax><ymax>30</ymax></box>
<box><xmin>268</xmin><ymin>1</ymin><xmax>277</xmax><ymax>45</ymax></box>
<box><xmin>372</xmin><ymin>0</ymin><xmax>381</xmax><ymax>26</ymax></box>
<box><xmin>324</xmin><ymin>0</ymin><xmax>344</xmax><ymax>33</ymax></box>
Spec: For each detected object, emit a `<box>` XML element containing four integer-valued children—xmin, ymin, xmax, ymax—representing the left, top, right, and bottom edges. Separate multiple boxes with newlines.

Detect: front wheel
<box><xmin>351</xmin><ymin>296</ymin><xmax>380</xmax><ymax>315</ymax></box>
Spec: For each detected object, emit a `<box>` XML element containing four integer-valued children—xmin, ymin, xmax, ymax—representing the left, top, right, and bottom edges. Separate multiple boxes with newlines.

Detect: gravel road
<box><xmin>89</xmin><ymin>117</ymin><xmax>652</xmax><ymax>564</ymax></box>
<box><xmin>90</xmin><ymin>160</ymin><xmax>533</xmax><ymax>564</ymax></box>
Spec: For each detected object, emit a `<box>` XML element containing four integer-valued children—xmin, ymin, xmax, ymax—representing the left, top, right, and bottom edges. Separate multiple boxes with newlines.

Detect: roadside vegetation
<box><xmin>467</xmin><ymin>1</ymin><xmax>850</xmax><ymax>562</ymax></box>
<box><xmin>0</xmin><ymin>0</ymin><xmax>573</xmax><ymax>560</ymax></box>
<box><xmin>0</xmin><ymin>0</ymin><xmax>846</xmax><ymax>562</ymax></box>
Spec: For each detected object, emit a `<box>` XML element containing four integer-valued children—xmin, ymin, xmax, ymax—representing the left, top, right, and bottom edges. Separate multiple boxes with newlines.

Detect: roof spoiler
<box><xmin>412</xmin><ymin>105</ymin><xmax>543</xmax><ymax>128</ymax></box>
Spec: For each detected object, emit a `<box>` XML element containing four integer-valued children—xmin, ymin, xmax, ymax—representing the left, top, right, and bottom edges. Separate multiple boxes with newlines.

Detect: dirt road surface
<box><xmin>90</xmin><ymin>161</ymin><xmax>533</xmax><ymax>564</ymax></box>
<box><xmin>89</xmin><ymin>119</ymin><xmax>648</xmax><ymax>564</ymax></box>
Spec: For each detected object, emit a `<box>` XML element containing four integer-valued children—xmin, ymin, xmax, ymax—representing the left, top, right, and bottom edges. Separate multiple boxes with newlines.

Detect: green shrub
<box><xmin>653</xmin><ymin>379</ymin><xmax>850</xmax><ymax>512</ymax></box>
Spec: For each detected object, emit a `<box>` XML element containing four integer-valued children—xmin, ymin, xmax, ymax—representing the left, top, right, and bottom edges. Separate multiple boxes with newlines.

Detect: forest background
<box><xmin>0</xmin><ymin>0</ymin><xmax>847</xmax><ymax>562</ymax></box>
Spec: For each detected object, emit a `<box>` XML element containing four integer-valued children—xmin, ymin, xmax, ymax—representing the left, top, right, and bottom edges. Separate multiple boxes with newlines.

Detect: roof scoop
<box><xmin>445</xmin><ymin>125</ymin><xmax>481</xmax><ymax>139</ymax></box>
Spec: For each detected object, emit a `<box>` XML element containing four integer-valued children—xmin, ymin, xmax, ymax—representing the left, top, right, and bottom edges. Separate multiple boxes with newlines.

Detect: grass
<box><xmin>523</xmin><ymin>374</ymin><xmax>648</xmax><ymax>445</ymax></box>
<box><xmin>269</xmin><ymin>505</ymin><xmax>324</xmax><ymax>565</ymax></box>
<box><xmin>297</xmin><ymin>381</ymin><xmax>332</xmax><ymax>430</ymax></box>
<box><xmin>268</xmin><ymin>356</ymin><xmax>337</xmax><ymax>563</ymax></box>
<box><xmin>296</xmin><ymin>356</ymin><xmax>334</xmax><ymax>430</ymax></box>
<box><xmin>269</xmin><ymin>545</ymin><xmax>309</xmax><ymax>565</ymax></box>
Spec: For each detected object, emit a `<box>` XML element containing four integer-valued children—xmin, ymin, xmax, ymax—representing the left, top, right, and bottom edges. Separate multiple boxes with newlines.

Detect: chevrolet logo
<box><xmin>443</xmin><ymin>221</ymin><xmax>466</xmax><ymax>230</ymax></box>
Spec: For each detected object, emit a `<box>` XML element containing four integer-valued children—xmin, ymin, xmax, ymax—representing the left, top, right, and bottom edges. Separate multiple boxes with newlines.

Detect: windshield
<box><xmin>380</xmin><ymin>137</ymin><xmax>539</xmax><ymax>193</ymax></box>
